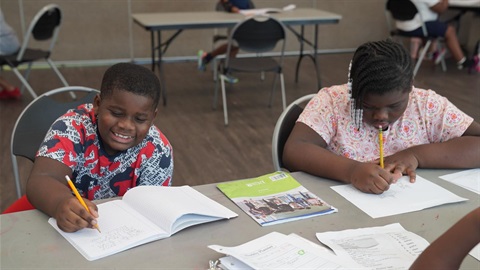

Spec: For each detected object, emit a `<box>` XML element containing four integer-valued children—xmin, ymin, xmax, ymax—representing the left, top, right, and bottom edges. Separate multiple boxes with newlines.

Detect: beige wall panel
<box><xmin>4</xmin><ymin>0</ymin><xmax>476</xmax><ymax>63</ymax></box>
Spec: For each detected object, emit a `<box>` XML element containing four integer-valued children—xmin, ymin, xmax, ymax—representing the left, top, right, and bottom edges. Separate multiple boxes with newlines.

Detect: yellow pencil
<box><xmin>65</xmin><ymin>175</ymin><xmax>101</xmax><ymax>233</ymax></box>
<box><xmin>378</xmin><ymin>126</ymin><xmax>384</xmax><ymax>169</ymax></box>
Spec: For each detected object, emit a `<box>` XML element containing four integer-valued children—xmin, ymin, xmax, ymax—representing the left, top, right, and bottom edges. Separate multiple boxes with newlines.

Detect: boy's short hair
<box><xmin>100</xmin><ymin>63</ymin><xmax>161</xmax><ymax>108</ymax></box>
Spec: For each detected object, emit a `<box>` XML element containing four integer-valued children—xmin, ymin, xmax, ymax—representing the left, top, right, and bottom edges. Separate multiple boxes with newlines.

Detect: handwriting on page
<box><xmin>91</xmin><ymin>225</ymin><xmax>145</xmax><ymax>251</ymax></box>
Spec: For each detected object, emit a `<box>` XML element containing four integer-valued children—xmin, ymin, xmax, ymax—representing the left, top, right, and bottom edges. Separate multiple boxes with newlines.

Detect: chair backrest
<box><xmin>17</xmin><ymin>4</ymin><xmax>62</xmax><ymax>60</ymax></box>
<box><xmin>230</xmin><ymin>15</ymin><xmax>286</xmax><ymax>54</ymax></box>
<box><xmin>10</xmin><ymin>86</ymin><xmax>99</xmax><ymax>198</ymax></box>
<box><xmin>272</xmin><ymin>94</ymin><xmax>315</xmax><ymax>172</ymax></box>
<box><xmin>11</xmin><ymin>86</ymin><xmax>99</xmax><ymax>162</ymax></box>
<box><xmin>385</xmin><ymin>0</ymin><xmax>429</xmax><ymax>38</ymax></box>
<box><xmin>386</xmin><ymin>0</ymin><xmax>419</xmax><ymax>21</ymax></box>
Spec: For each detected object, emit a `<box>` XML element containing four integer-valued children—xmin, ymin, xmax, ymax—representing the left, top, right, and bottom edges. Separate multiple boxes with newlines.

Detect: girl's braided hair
<box><xmin>349</xmin><ymin>39</ymin><xmax>414</xmax><ymax>129</ymax></box>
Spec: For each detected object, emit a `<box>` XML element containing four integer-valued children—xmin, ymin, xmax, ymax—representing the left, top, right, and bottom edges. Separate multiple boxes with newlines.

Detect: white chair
<box><xmin>0</xmin><ymin>4</ymin><xmax>71</xmax><ymax>99</ymax></box>
<box><xmin>10</xmin><ymin>86</ymin><xmax>99</xmax><ymax>198</ymax></box>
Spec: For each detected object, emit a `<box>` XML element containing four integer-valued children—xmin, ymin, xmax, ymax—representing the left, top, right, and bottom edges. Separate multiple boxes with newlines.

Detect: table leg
<box><xmin>291</xmin><ymin>25</ymin><xmax>322</xmax><ymax>89</ymax></box>
<box><xmin>156</xmin><ymin>30</ymin><xmax>167</xmax><ymax>106</ymax></box>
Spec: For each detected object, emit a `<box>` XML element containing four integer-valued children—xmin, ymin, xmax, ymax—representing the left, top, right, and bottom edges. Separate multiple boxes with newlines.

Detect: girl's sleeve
<box><xmin>423</xmin><ymin>90</ymin><xmax>473</xmax><ymax>143</ymax></box>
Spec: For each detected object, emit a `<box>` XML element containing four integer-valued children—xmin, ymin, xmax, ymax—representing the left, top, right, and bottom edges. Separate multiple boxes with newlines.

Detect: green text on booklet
<box><xmin>48</xmin><ymin>185</ymin><xmax>238</xmax><ymax>261</ymax></box>
<box><xmin>217</xmin><ymin>171</ymin><xmax>337</xmax><ymax>226</ymax></box>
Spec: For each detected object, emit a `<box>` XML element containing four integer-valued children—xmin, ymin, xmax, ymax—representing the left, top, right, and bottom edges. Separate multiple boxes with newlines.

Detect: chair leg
<box><xmin>280</xmin><ymin>73</ymin><xmax>286</xmax><ymax>110</ymax></box>
<box><xmin>269</xmin><ymin>72</ymin><xmax>279</xmax><ymax>107</ymax></box>
<box><xmin>11</xmin><ymin>154</ymin><xmax>22</xmax><ymax>199</ymax></box>
<box><xmin>220</xmin><ymin>74</ymin><xmax>228</xmax><ymax>125</ymax></box>
<box><xmin>213</xmin><ymin>73</ymin><xmax>220</xmax><ymax>109</ymax></box>
<box><xmin>11</xmin><ymin>68</ymin><xmax>38</xmax><ymax>99</ymax></box>
<box><xmin>414</xmin><ymin>40</ymin><xmax>431</xmax><ymax>76</ymax></box>
<box><xmin>46</xmin><ymin>58</ymin><xmax>76</xmax><ymax>99</ymax></box>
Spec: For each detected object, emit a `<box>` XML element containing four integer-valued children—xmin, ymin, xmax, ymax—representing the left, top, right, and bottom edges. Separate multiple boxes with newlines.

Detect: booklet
<box><xmin>216</xmin><ymin>171</ymin><xmax>337</xmax><ymax>226</ymax></box>
<box><xmin>48</xmin><ymin>185</ymin><xmax>238</xmax><ymax>261</ymax></box>
<box><xmin>239</xmin><ymin>4</ymin><xmax>296</xmax><ymax>16</ymax></box>
<box><xmin>209</xmin><ymin>232</ymin><xmax>362</xmax><ymax>269</ymax></box>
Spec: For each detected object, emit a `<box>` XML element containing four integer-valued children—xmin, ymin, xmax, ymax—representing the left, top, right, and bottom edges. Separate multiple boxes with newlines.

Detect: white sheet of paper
<box><xmin>331</xmin><ymin>175</ymin><xmax>467</xmax><ymax>218</ymax></box>
<box><xmin>439</xmin><ymin>169</ymin><xmax>480</xmax><ymax>194</ymax></box>
<box><xmin>209</xmin><ymin>232</ymin><xmax>362</xmax><ymax>269</ymax></box>
<box><xmin>316</xmin><ymin>223</ymin><xmax>430</xmax><ymax>270</ymax></box>
<box><xmin>470</xmin><ymin>244</ymin><xmax>480</xmax><ymax>261</ymax></box>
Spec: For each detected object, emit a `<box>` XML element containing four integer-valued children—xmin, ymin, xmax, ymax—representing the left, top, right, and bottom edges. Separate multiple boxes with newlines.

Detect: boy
<box><xmin>26</xmin><ymin>63</ymin><xmax>174</xmax><ymax>232</ymax></box>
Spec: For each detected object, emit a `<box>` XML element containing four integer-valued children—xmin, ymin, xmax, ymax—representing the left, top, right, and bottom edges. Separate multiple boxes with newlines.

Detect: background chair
<box><xmin>272</xmin><ymin>93</ymin><xmax>315</xmax><ymax>172</ymax></box>
<box><xmin>211</xmin><ymin>0</ymin><xmax>255</xmax><ymax>81</ymax></box>
<box><xmin>11</xmin><ymin>86</ymin><xmax>99</xmax><ymax>199</ymax></box>
<box><xmin>0</xmin><ymin>4</ymin><xmax>71</xmax><ymax>99</ymax></box>
<box><xmin>214</xmin><ymin>15</ymin><xmax>287</xmax><ymax>126</ymax></box>
<box><xmin>385</xmin><ymin>0</ymin><xmax>447</xmax><ymax>76</ymax></box>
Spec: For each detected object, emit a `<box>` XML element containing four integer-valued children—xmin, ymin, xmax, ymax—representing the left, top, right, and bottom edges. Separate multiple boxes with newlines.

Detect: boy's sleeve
<box><xmin>36</xmin><ymin>113</ymin><xmax>82</xmax><ymax>168</ymax></box>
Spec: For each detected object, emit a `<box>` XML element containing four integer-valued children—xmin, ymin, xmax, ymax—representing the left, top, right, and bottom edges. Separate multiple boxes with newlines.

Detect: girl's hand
<box><xmin>54</xmin><ymin>196</ymin><xmax>99</xmax><ymax>232</ymax></box>
<box><xmin>348</xmin><ymin>162</ymin><xmax>397</xmax><ymax>194</ymax></box>
<box><xmin>383</xmin><ymin>149</ymin><xmax>419</xmax><ymax>183</ymax></box>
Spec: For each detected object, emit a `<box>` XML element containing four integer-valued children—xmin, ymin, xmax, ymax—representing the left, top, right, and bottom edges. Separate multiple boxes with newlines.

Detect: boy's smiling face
<box><xmin>93</xmin><ymin>88</ymin><xmax>157</xmax><ymax>156</ymax></box>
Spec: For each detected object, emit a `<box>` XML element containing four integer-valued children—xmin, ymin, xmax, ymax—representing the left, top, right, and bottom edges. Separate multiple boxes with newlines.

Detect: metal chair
<box><xmin>272</xmin><ymin>94</ymin><xmax>315</xmax><ymax>172</ymax></box>
<box><xmin>385</xmin><ymin>0</ymin><xmax>447</xmax><ymax>76</ymax></box>
<box><xmin>10</xmin><ymin>86</ymin><xmax>99</xmax><ymax>199</ymax></box>
<box><xmin>211</xmin><ymin>0</ymin><xmax>255</xmax><ymax>81</ymax></box>
<box><xmin>214</xmin><ymin>15</ymin><xmax>287</xmax><ymax>126</ymax></box>
<box><xmin>0</xmin><ymin>4</ymin><xmax>71</xmax><ymax>99</ymax></box>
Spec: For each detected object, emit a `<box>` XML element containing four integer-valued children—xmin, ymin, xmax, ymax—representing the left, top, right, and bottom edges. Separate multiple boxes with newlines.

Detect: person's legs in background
<box><xmin>198</xmin><ymin>43</ymin><xmax>240</xmax><ymax>83</ymax></box>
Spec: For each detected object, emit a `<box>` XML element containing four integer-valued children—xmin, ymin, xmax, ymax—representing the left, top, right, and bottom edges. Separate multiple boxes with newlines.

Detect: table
<box><xmin>132</xmin><ymin>8</ymin><xmax>342</xmax><ymax>105</ymax></box>
<box><xmin>1</xmin><ymin>169</ymin><xmax>479</xmax><ymax>269</ymax></box>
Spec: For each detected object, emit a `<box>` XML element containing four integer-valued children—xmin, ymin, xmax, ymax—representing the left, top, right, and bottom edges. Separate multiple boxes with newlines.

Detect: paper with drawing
<box><xmin>331</xmin><ymin>175</ymin><xmax>467</xmax><ymax>218</ymax></box>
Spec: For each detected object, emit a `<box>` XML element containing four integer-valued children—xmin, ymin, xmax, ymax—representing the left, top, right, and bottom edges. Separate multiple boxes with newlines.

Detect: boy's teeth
<box><xmin>115</xmin><ymin>133</ymin><xmax>132</xmax><ymax>139</ymax></box>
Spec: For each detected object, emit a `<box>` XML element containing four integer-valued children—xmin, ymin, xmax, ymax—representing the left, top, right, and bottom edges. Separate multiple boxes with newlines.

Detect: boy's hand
<box><xmin>54</xmin><ymin>196</ymin><xmax>99</xmax><ymax>232</ymax></box>
<box><xmin>349</xmin><ymin>162</ymin><xmax>396</xmax><ymax>194</ymax></box>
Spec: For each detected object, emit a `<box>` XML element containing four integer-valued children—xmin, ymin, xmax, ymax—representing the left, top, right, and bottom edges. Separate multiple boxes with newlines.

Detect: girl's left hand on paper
<box><xmin>54</xmin><ymin>196</ymin><xmax>99</xmax><ymax>232</ymax></box>
<box><xmin>382</xmin><ymin>149</ymin><xmax>419</xmax><ymax>183</ymax></box>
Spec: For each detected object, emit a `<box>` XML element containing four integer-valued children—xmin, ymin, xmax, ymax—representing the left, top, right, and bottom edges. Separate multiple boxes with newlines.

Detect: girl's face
<box><xmin>361</xmin><ymin>89</ymin><xmax>410</xmax><ymax>130</ymax></box>
<box><xmin>93</xmin><ymin>89</ymin><xmax>157</xmax><ymax>156</ymax></box>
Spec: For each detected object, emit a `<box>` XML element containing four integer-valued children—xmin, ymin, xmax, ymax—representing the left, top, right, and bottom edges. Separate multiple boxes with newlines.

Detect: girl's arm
<box><xmin>410</xmin><ymin>207</ymin><xmax>480</xmax><ymax>269</ymax></box>
<box><xmin>283</xmin><ymin>123</ymin><xmax>399</xmax><ymax>194</ymax></box>
<box><xmin>430</xmin><ymin>0</ymin><xmax>449</xmax><ymax>13</ymax></box>
<box><xmin>387</xmin><ymin>121</ymin><xmax>480</xmax><ymax>179</ymax></box>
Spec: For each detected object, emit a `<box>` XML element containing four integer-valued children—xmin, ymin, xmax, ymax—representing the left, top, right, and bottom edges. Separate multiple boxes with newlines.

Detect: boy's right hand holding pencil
<box><xmin>52</xmin><ymin>176</ymin><xmax>100</xmax><ymax>233</ymax></box>
<box><xmin>54</xmin><ymin>195</ymin><xmax>99</xmax><ymax>233</ymax></box>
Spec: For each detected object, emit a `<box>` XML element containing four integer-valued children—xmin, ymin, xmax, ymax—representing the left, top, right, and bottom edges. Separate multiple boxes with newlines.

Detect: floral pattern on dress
<box><xmin>298</xmin><ymin>85</ymin><xmax>473</xmax><ymax>162</ymax></box>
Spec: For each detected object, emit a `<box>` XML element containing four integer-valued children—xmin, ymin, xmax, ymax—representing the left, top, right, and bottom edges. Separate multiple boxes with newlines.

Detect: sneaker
<box><xmin>0</xmin><ymin>87</ymin><xmax>21</xmax><ymax>100</ymax></box>
<box><xmin>197</xmin><ymin>50</ymin><xmax>207</xmax><ymax>71</ymax></box>
<box><xmin>224</xmin><ymin>74</ymin><xmax>238</xmax><ymax>84</ymax></box>
<box><xmin>458</xmin><ymin>58</ymin><xmax>475</xmax><ymax>71</ymax></box>
<box><xmin>473</xmin><ymin>55</ymin><xmax>480</xmax><ymax>73</ymax></box>
<box><xmin>432</xmin><ymin>48</ymin><xmax>446</xmax><ymax>65</ymax></box>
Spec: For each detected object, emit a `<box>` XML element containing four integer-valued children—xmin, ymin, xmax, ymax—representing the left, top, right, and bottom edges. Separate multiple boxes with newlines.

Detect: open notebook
<box><xmin>48</xmin><ymin>185</ymin><xmax>238</xmax><ymax>261</ymax></box>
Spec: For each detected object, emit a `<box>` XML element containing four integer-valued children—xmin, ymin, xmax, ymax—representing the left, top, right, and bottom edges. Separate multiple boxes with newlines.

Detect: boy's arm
<box><xmin>410</xmin><ymin>207</ymin><xmax>480</xmax><ymax>269</ymax></box>
<box><xmin>430</xmin><ymin>0</ymin><xmax>449</xmax><ymax>13</ymax></box>
<box><xmin>283</xmin><ymin>123</ymin><xmax>398</xmax><ymax>194</ymax></box>
<box><xmin>220</xmin><ymin>0</ymin><xmax>241</xmax><ymax>13</ymax></box>
<box><xmin>26</xmin><ymin>157</ymin><xmax>98</xmax><ymax>232</ymax></box>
